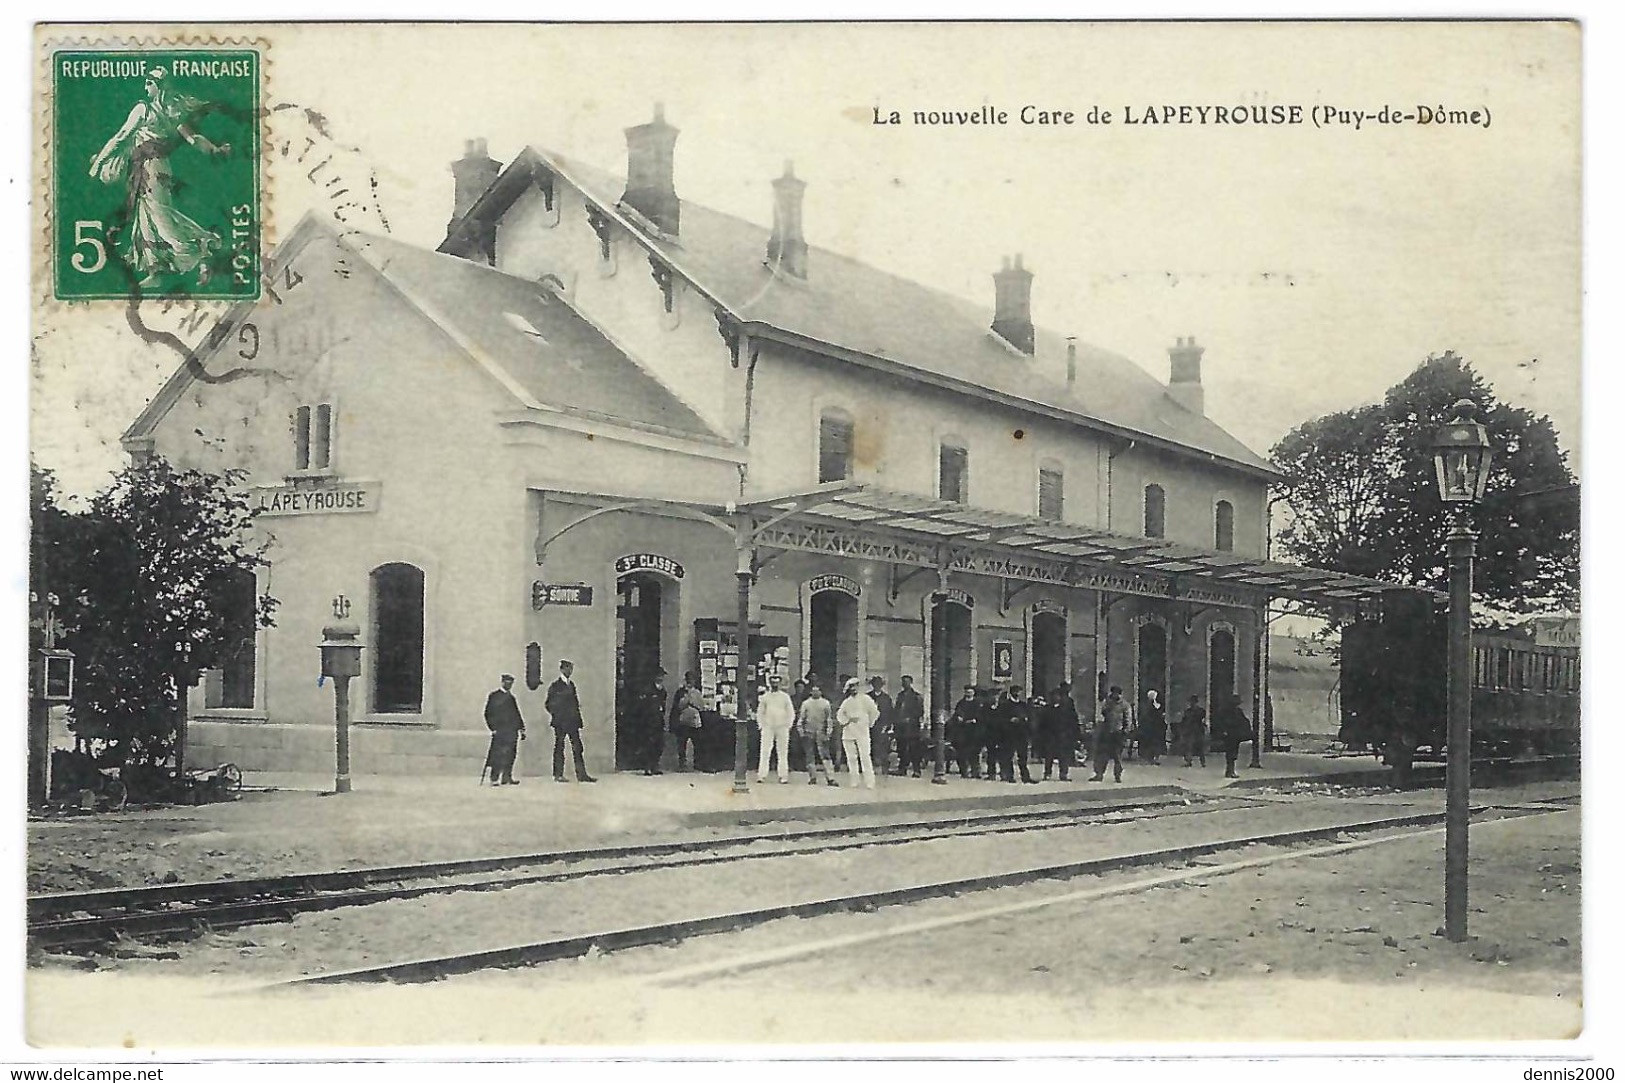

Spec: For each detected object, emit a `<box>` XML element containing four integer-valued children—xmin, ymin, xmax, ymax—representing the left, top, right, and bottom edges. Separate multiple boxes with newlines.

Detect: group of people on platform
<box><xmin>482</xmin><ymin>661</ymin><xmax>1257</xmax><ymax>785</ymax></box>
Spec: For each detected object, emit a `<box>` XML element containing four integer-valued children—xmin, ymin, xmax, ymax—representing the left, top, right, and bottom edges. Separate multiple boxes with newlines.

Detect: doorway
<box><xmin>1209</xmin><ymin>627</ymin><xmax>1237</xmax><ymax>714</ymax></box>
<box><xmin>930</xmin><ymin>597</ymin><xmax>974</xmax><ymax>714</ymax></box>
<box><xmin>1137</xmin><ymin>621</ymin><xmax>1168</xmax><ymax>709</ymax></box>
<box><xmin>616</xmin><ymin>571</ymin><xmax>667</xmax><ymax>769</ymax></box>
<box><xmin>807</xmin><ymin>589</ymin><xmax>859</xmax><ymax>692</ymax></box>
<box><xmin>1031</xmin><ymin>611</ymin><xmax>1066</xmax><ymax>697</ymax></box>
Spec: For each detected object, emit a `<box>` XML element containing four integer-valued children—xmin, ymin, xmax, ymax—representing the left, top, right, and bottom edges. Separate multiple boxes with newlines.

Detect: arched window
<box><xmin>205</xmin><ymin>567</ymin><xmax>258</xmax><ymax>709</ymax></box>
<box><xmin>939</xmin><ymin>441</ymin><xmax>969</xmax><ymax>503</ymax></box>
<box><xmin>1214</xmin><ymin>499</ymin><xmax>1235</xmax><ymax>551</ymax></box>
<box><xmin>1037</xmin><ymin>461</ymin><xmax>1064</xmax><ymax>522</ymax></box>
<box><xmin>818</xmin><ymin>409</ymin><xmax>854</xmax><ymax>483</ymax></box>
<box><xmin>1143</xmin><ymin>483</ymin><xmax>1166</xmax><ymax>538</ymax></box>
<box><xmin>371</xmin><ymin>563</ymin><xmax>425</xmax><ymax>714</ymax></box>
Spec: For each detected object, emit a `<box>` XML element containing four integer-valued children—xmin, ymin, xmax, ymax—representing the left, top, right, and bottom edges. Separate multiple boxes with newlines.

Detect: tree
<box><xmin>1272</xmin><ymin>352</ymin><xmax>1578</xmax><ymax>611</ymax></box>
<box><xmin>35</xmin><ymin>456</ymin><xmax>277</xmax><ymax>774</ymax></box>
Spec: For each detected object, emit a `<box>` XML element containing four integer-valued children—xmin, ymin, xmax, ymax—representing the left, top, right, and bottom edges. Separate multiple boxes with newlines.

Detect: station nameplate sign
<box><xmin>253</xmin><ymin>481</ymin><xmax>376</xmax><ymax>517</ymax></box>
<box><xmin>615</xmin><ymin>553</ymin><xmax>684</xmax><ymax>579</ymax></box>
<box><xmin>807</xmin><ymin>573</ymin><xmax>860</xmax><ymax>597</ymax></box>
<box><xmin>532</xmin><ymin>583</ymin><xmax>594</xmax><ymax>609</ymax></box>
<box><xmin>1532</xmin><ymin>616</ymin><xmax>1580</xmax><ymax>649</ymax></box>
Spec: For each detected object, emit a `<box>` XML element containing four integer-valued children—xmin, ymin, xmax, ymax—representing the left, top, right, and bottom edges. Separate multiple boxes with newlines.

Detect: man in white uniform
<box><xmin>837</xmin><ymin>677</ymin><xmax>881</xmax><ymax>789</ymax></box>
<box><xmin>756</xmin><ymin>672</ymin><xmax>796</xmax><ymax>784</ymax></box>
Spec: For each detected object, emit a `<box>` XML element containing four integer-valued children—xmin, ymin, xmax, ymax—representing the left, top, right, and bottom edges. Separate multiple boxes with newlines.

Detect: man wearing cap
<box><xmin>756</xmin><ymin>672</ymin><xmax>796</xmax><ymax>784</ymax></box>
<box><xmin>482</xmin><ymin>674</ymin><xmax>526</xmax><ymax>785</ymax></box>
<box><xmin>837</xmin><ymin>677</ymin><xmax>880</xmax><ymax>789</ymax></box>
<box><xmin>1090</xmin><ymin>685</ymin><xmax>1130</xmax><ymax>783</ymax></box>
<box><xmin>894</xmin><ymin>674</ymin><xmax>926</xmax><ymax>777</ymax></box>
<box><xmin>796</xmin><ymin>681</ymin><xmax>839</xmax><ymax>786</ymax></box>
<box><xmin>545</xmin><ymin>659</ymin><xmax>597</xmax><ymax>783</ymax></box>
<box><xmin>947</xmin><ymin>683</ymin><xmax>981</xmax><ymax>778</ymax></box>
<box><xmin>868</xmin><ymin>676</ymin><xmax>895</xmax><ymax>776</ymax></box>
<box><xmin>635</xmin><ymin>669</ymin><xmax>669</xmax><ymax>775</ymax></box>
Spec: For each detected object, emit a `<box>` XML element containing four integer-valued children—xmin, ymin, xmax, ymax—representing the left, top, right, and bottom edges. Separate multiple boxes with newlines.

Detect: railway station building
<box><xmin>126</xmin><ymin>108</ymin><xmax>1401</xmax><ymax>776</ymax></box>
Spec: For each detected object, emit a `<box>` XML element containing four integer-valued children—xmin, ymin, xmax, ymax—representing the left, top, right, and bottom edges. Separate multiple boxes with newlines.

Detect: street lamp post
<box><xmin>1432</xmin><ymin>400</ymin><xmax>1493</xmax><ymax>943</ymax></box>
<box><xmin>320</xmin><ymin>597</ymin><xmax>365</xmax><ymax>795</ymax></box>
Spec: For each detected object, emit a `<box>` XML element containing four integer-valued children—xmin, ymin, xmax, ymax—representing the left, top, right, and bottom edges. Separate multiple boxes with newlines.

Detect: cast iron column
<box><xmin>931</xmin><ymin>708</ymin><xmax>948</xmax><ymax>784</ymax></box>
<box><xmin>334</xmin><ymin>674</ymin><xmax>353</xmax><ymax>794</ymax></box>
<box><xmin>733</xmin><ymin>541</ymin><xmax>753</xmax><ymax>794</ymax></box>
<box><xmin>1445</xmin><ymin>509</ymin><xmax>1476</xmax><ymax>941</ymax></box>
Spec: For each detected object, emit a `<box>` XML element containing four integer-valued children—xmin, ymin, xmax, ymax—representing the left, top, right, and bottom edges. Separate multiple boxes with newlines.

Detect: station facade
<box><xmin>127</xmin><ymin>110</ymin><xmax>1393</xmax><ymax>776</ymax></box>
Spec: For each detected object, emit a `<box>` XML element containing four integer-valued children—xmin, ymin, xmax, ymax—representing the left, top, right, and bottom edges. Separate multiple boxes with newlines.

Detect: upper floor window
<box><xmin>819</xmin><ymin>410</ymin><xmax>854</xmax><ymax>484</ymax></box>
<box><xmin>1038</xmin><ymin>464</ymin><xmax>1064</xmax><ymax>522</ymax></box>
<box><xmin>939</xmin><ymin>442</ymin><xmax>969</xmax><ymax>504</ymax></box>
<box><xmin>1214</xmin><ymin>500</ymin><xmax>1235</xmax><ymax>551</ymax></box>
<box><xmin>1143</xmin><ymin>483</ymin><xmax>1166</xmax><ymax>538</ymax></box>
<box><xmin>294</xmin><ymin>403</ymin><xmax>334</xmax><ymax>472</ymax></box>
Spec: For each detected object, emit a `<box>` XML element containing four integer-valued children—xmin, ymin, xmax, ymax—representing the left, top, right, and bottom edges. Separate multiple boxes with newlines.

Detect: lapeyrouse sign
<box><xmin>252</xmin><ymin>482</ymin><xmax>376</xmax><ymax>517</ymax></box>
<box><xmin>52</xmin><ymin>49</ymin><xmax>260</xmax><ymax>300</ymax></box>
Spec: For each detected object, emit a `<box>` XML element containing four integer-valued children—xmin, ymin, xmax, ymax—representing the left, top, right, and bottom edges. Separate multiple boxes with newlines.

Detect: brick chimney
<box><xmin>1168</xmin><ymin>336</ymin><xmax>1205</xmax><ymax>415</ymax></box>
<box><xmin>449</xmin><ymin>138</ymin><xmax>502</xmax><ymax>228</ymax></box>
<box><xmin>620</xmin><ymin>103</ymin><xmax>680</xmax><ymax>237</ymax></box>
<box><xmin>991</xmin><ymin>255</ymin><xmax>1034</xmax><ymax>355</ymax></box>
<box><xmin>766</xmin><ymin>160</ymin><xmax>808</xmax><ymax>278</ymax></box>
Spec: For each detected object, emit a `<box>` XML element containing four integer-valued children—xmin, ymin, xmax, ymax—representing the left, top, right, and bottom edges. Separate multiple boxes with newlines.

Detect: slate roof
<box><xmin>450</xmin><ymin>146</ymin><xmax>1278</xmax><ymax>478</ymax></box>
<box><xmin>352</xmin><ymin>230</ymin><xmax>722</xmax><ymax>442</ymax></box>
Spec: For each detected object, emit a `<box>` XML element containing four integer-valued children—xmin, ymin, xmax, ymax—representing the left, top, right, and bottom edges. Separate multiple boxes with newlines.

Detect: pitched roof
<box><xmin>348</xmin><ymin>230</ymin><xmax>723</xmax><ymax>442</ymax></box>
<box><xmin>449</xmin><ymin>146</ymin><xmax>1278</xmax><ymax>478</ymax></box>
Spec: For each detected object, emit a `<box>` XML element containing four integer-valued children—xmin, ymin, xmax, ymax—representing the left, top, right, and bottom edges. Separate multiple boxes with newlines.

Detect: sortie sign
<box><xmin>532</xmin><ymin>583</ymin><xmax>594</xmax><ymax>610</ymax></box>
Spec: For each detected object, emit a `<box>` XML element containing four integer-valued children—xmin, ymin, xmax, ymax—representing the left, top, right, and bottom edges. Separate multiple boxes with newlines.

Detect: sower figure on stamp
<box><xmin>482</xmin><ymin>673</ymin><xmax>525</xmax><ymax>785</ymax></box>
<box><xmin>88</xmin><ymin>66</ymin><xmax>230</xmax><ymax>288</ymax></box>
<box><xmin>545</xmin><ymin>659</ymin><xmax>597</xmax><ymax>783</ymax></box>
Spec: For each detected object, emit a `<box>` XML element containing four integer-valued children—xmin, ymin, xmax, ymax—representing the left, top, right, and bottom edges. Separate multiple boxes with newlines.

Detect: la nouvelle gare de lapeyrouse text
<box><xmin>875</xmin><ymin>103</ymin><xmax>1487</xmax><ymax>127</ymax></box>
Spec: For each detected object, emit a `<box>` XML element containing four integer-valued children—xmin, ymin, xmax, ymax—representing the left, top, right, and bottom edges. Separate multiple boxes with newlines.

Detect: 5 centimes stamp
<box><xmin>51</xmin><ymin>48</ymin><xmax>260</xmax><ymax>301</ymax></box>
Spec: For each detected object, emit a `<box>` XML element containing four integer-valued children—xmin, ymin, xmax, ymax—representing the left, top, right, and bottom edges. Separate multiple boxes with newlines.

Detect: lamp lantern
<box><xmin>1432</xmin><ymin>399</ymin><xmax>1493</xmax><ymax>504</ymax></box>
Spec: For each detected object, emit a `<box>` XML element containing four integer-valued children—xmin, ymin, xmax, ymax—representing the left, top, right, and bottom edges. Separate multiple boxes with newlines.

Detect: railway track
<box><xmin>30</xmin><ymin>792</ymin><xmax>1237</xmax><ymax>950</ymax></box>
<box><xmin>264</xmin><ymin>801</ymin><xmax>1556</xmax><ymax>989</ymax></box>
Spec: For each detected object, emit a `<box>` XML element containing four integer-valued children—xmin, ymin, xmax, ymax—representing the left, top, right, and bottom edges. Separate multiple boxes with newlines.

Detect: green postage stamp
<box><xmin>51</xmin><ymin>49</ymin><xmax>260</xmax><ymax>300</ymax></box>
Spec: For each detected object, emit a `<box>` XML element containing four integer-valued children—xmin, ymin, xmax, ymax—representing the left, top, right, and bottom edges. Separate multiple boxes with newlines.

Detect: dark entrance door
<box><xmin>807</xmin><ymin>589</ymin><xmax>858</xmax><ymax>693</ymax></box>
<box><xmin>371</xmin><ymin>563</ymin><xmax>424</xmax><ymax>714</ymax></box>
<box><xmin>930</xmin><ymin>598</ymin><xmax>973</xmax><ymax>718</ymax></box>
<box><xmin>1137</xmin><ymin>622</ymin><xmax>1168</xmax><ymax>708</ymax></box>
<box><xmin>1031</xmin><ymin>611</ymin><xmax>1066</xmax><ymax>696</ymax></box>
<box><xmin>616</xmin><ymin>572</ymin><xmax>664</xmax><ymax>770</ymax></box>
<box><xmin>1209</xmin><ymin>628</ymin><xmax>1237</xmax><ymax>714</ymax></box>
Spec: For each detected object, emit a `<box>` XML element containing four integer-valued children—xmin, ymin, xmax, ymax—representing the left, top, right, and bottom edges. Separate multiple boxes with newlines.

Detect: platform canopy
<box><xmin>536</xmin><ymin>481</ymin><xmax>1418</xmax><ymax>615</ymax></box>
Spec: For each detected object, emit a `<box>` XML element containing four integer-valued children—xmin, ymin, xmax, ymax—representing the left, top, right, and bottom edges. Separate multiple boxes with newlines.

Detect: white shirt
<box><xmin>837</xmin><ymin>692</ymin><xmax>879</xmax><ymax>733</ymax></box>
<box><xmin>758</xmin><ymin>689</ymin><xmax>795</xmax><ymax>729</ymax></box>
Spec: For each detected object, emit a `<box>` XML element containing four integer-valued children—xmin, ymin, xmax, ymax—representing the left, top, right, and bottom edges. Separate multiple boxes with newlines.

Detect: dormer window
<box><xmin>939</xmin><ymin>442</ymin><xmax>969</xmax><ymax>504</ymax></box>
<box><xmin>294</xmin><ymin>403</ymin><xmax>335</xmax><ymax>473</ymax></box>
<box><xmin>1143</xmin><ymin>483</ymin><xmax>1166</xmax><ymax>539</ymax></box>
<box><xmin>819</xmin><ymin>410</ymin><xmax>854</xmax><ymax>483</ymax></box>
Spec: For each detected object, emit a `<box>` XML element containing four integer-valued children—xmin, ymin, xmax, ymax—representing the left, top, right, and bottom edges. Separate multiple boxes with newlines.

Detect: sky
<box><xmin>30</xmin><ymin>21</ymin><xmax>1581</xmax><ymax>497</ymax></box>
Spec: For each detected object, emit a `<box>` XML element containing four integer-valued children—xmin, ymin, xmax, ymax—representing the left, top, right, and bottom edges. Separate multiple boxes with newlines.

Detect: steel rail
<box><xmin>264</xmin><ymin>803</ymin><xmax>1530</xmax><ymax>988</ymax></box>
<box><xmin>32</xmin><ymin>792</ymin><xmax>1224</xmax><ymax>947</ymax></box>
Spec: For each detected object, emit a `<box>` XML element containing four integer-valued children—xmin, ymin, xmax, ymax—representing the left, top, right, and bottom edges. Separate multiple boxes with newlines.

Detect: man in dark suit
<box><xmin>545</xmin><ymin>659</ymin><xmax>597</xmax><ymax>782</ymax></box>
<box><xmin>482</xmin><ymin>673</ymin><xmax>526</xmax><ymax>785</ymax></box>
<box><xmin>893</xmin><ymin>674</ymin><xmax>926</xmax><ymax>777</ymax></box>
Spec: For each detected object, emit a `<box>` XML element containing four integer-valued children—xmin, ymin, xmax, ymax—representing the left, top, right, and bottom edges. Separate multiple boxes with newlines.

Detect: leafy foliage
<box><xmin>30</xmin><ymin>457</ymin><xmax>276</xmax><ymax>768</ymax></box>
<box><xmin>1272</xmin><ymin>353</ymin><xmax>1577</xmax><ymax>611</ymax></box>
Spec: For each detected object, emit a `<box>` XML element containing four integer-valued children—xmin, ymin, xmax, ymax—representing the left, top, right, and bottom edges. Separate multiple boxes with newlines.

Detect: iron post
<box><xmin>733</xmin><ymin>542</ymin><xmax>753</xmax><ymax>794</ymax></box>
<box><xmin>1445</xmin><ymin>509</ymin><xmax>1476</xmax><ymax>941</ymax></box>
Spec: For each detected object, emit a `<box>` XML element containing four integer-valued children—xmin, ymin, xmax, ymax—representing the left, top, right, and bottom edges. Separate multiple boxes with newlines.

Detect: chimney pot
<box><xmin>621</xmin><ymin>104</ymin><xmax>681</xmax><ymax>236</ymax></box>
<box><xmin>991</xmin><ymin>255</ymin><xmax>1035</xmax><ymax>355</ymax></box>
<box><xmin>448</xmin><ymin>137</ymin><xmax>503</xmax><ymax>243</ymax></box>
<box><xmin>767</xmin><ymin>159</ymin><xmax>809</xmax><ymax>278</ymax></box>
<box><xmin>1168</xmin><ymin>336</ymin><xmax>1206</xmax><ymax>415</ymax></box>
